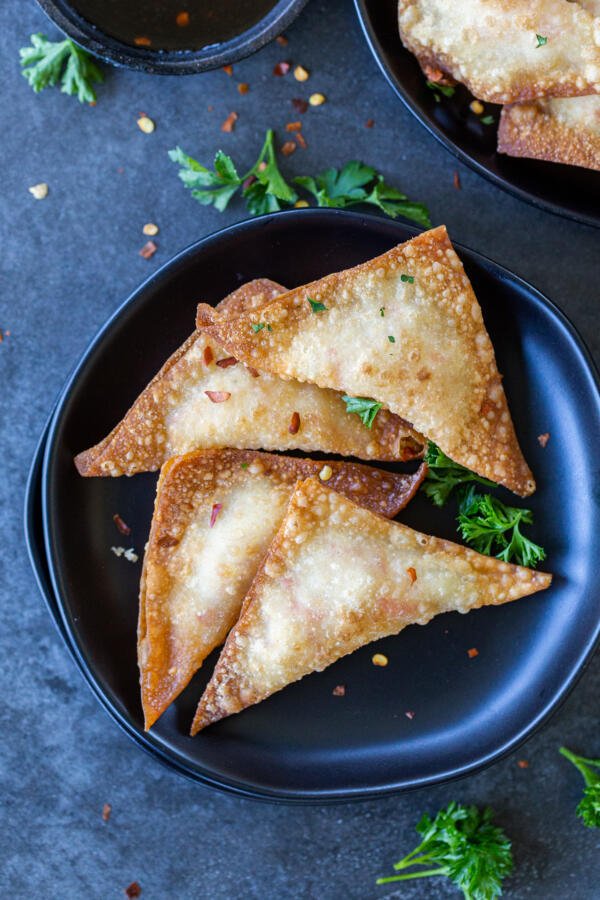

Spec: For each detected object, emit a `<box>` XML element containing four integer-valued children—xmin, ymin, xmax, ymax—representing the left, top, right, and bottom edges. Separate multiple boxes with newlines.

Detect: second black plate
<box><xmin>39</xmin><ymin>209</ymin><xmax>600</xmax><ymax>801</ymax></box>
<box><xmin>355</xmin><ymin>0</ymin><xmax>600</xmax><ymax>229</ymax></box>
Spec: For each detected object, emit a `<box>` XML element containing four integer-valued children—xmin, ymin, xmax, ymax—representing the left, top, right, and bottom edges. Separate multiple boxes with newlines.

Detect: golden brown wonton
<box><xmin>192</xmin><ymin>478</ymin><xmax>551</xmax><ymax>733</ymax></box>
<box><xmin>139</xmin><ymin>450</ymin><xmax>426</xmax><ymax>729</ymax></box>
<box><xmin>198</xmin><ymin>227</ymin><xmax>534</xmax><ymax>497</ymax></box>
<box><xmin>398</xmin><ymin>0</ymin><xmax>600</xmax><ymax>104</ymax></box>
<box><xmin>74</xmin><ymin>280</ymin><xmax>424</xmax><ymax>476</ymax></box>
<box><xmin>498</xmin><ymin>95</ymin><xmax>600</xmax><ymax>171</ymax></box>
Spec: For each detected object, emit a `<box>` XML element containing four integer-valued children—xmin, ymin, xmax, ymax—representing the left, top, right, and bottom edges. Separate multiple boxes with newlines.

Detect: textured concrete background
<box><xmin>1</xmin><ymin>1</ymin><xmax>599</xmax><ymax>897</ymax></box>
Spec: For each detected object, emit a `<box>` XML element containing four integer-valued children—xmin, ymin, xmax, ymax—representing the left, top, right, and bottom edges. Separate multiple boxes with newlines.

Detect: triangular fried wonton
<box><xmin>398</xmin><ymin>0</ymin><xmax>600</xmax><ymax>104</ymax></box>
<box><xmin>198</xmin><ymin>226</ymin><xmax>533</xmax><ymax>496</ymax></box>
<box><xmin>138</xmin><ymin>450</ymin><xmax>426</xmax><ymax>729</ymax></box>
<box><xmin>75</xmin><ymin>280</ymin><xmax>424</xmax><ymax>476</ymax></box>
<box><xmin>498</xmin><ymin>96</ymin><xmax>600</xmax><ymax>172</ymax></box>
<box><xmin>191</xmin><ymin>477</ymin><xmax>551</xmax><ymax>734</ymax></box>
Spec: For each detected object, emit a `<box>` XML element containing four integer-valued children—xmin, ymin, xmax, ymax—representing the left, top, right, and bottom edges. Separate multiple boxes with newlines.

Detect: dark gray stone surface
<box><xmin>1</xmin><ymin>1</ymin><xmax>599</xmax><ymax>897</ymax></box>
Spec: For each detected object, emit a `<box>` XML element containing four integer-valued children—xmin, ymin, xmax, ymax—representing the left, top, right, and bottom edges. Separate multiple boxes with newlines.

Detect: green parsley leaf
<box><xmin>426</xmin><ymin>80</ymin><xmax>456</xmax><ymax>99</ymax></box>
<box><xmin>401</xmin><ymin>274</ymin><xmax>415</xmax><ymax>284</ymax></box>
<box><xmin>480</xmin><ymin>115</ymin><xmax>495</xmax><ymax>125</ymax></box>
<box><xmin>307</xmin><ymin>297</ymin><xmax>327</xmax><ymax>313</ymax></box>
<box><xmin>168</xmin><ymin>147</ymin><xmax>242</xmax><ymax>212</ymax></box>
<box><xmin>342</xmin><ymin>395</ymin><xmax>382</xmax><ymax>429</ymax></box>
<box><xmin>243</xmin><ymin>129</ymin><xmax>297</xmax><ymax>215</ymax></box>
<box><xmin>536</xmin><ymin>34</ymin><xmax>548</xmax><ymax>47</ymax></box>
<box><xmin>251</xmin><ymin>323</ymin><xmax>267</xmax><ymax>333</ymax></box>
<box><xmin>295</xmin><ymin>162</ymin><xmax>431</xmax><ymax>227</ymax></box>
<box><xmin>20</xmin><ymin>33</ymin><xmax>104</xmax><ymax>103</ymax></box>
<box><xmin>422</xmin><ymin>442</ymin><xmax>496</xmax><ymax>507</ymax></box>
<box><xmin>457</xmin><ymin>487</ymin><xmax>546</xmax><ymax>567</ymax></box>
<box><xmin>377</xmin><ymin>802</ymin><xmax>513</xmax><ymax>900</ymax></box>
<box><xmin>388</xmin><ymin>335</ymin><xmax>395</xmax><ymax>343</ymax></box>
<box><xmin>380</xmin><ymin>307</ymin><xmax>385</xmax><ymax>316</ymax></box>
<box><xmin>240</xmin><ymin>462</ymin><xmax>249</xmax><ymax>469</ymax></box>
<box><xmin>559</xmin><ymin>747</ymin><xmax>600</xmax><ymax>829</ymax></box>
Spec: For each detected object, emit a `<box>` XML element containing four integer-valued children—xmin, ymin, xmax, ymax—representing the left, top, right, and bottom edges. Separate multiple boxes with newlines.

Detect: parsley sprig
<box><xmin>422</xmin><ymin>443</ymin><xmax>545</xmax><ymax>567</ymax></box>
<box><xmin>170</xmin><ymin>133</ymin><xmax>430</xmax><ymax>226</ymax></box>
<box><xmin>423</xmin><ymin>443</ymin><xmax>495</xmax><ymax>507</ymax></box>
<box><xmin>342</xmin><ymin>396</ymin><xmax>382</xmax><ymax>429</ymax></box>
<box><xmin>560</xmin><ymin>747</ymin><xmax>600</xmax><ymax>829</ymax></box>
<box><xmin>20</xmin><ymin>33</ymin><xmax>104</xmax><ymax>103</ymax></box>
<box><xmin>377</xmin><ymin>802</ymin><xmax>513</xmax><ymax>900</ymax></box>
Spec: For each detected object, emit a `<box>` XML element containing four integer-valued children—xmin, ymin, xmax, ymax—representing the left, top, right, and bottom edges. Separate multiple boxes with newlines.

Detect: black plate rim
<box><xmin>35</xmin><ymin>0</ymin><xmax>309</xmax><ymax>74</ymax></box>
<box><xmin>353</xmin><ymin>0</ymin><xmax>600</xmax><ymax>230</ymax></box>
<box><xmin>39</xmin><ymin>208</ymin><xmax>600</xmax><ymax>801</ymax></box>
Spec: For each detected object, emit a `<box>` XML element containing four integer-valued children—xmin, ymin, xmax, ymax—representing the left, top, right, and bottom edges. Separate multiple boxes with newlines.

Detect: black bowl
<box><xmin>36</xmin><ymin>0</ymin><xmax>309</xmax><ymax>74</ymax></box>
<box><xmin>354</xmin><ymin>0</ymin><xmax>600</xmax><ymax>229</ymax></box>
<box><xmin>32</xmin><ymin>209</ymin><xmax>600</xmax><ymax>801</ymax></box>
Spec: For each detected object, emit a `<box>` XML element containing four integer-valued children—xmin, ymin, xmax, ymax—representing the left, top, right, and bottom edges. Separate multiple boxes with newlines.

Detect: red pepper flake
<box><xmin>113</xmin><ymin>514</ymin><xmax>131</xmax><ymax>536</ymax></box>
<box><xmin>406</xmin><ymin>566</ymin><xmax>417</xmax><ymax>584</ymax></box>
<box><xmin>292</xmin><ymin>97</ymin><xmax>309</xmax><ymax>113</ymax></box>
<box><xmin>423</xmin><ymin>64</ymin><xmax>445</xmax><ymax>83</ymax></box>
<box><xmin>273</xmin><ymin>61</ymin><xmax>291</xmax><ymax>76</ymax></box>
<box><xmin>222</xmin><ymin>65</ymin><xmax>233</xmax><ymax>76</ymax></box>
<box><xmin>221</xmin><ymin>111</ymin><xmax>238</xmax><ymax>132</ymax></box>
<box><xmin>210</xmin><ymin>503</ymin><xmax>223</xmax><ymax>528</ymax></box>
<box><xmin>453</xmin><ymin>170</ymin><xmax>462</xmax><ymax>190</ymax></box>
<box><xmin>237</xmin><ymin>82</ymin><xmax>250</xmax><ymax>95</ymax></box>
<box><xmin>134</xmin><ymin>36</ymin><xmax>151</xmax><ymax>47</ymax></box>
<box><xmin>205</xmin><ymin>391</ymin><xmax>231</xmax><ymax>403</ymax></box>
<box><xmin>295</xmin><ymin>132</ymin><xmax>307</xmax><ymax>150</ymax></box>
<box><xmin>242</xmin><ymin>175</ymin><xmax>257</xmax><ymax>191</ymax></box>
<box><xmin>257</xmin><ymin>161</ymin><xmax>267</xmax><ymax>172</ymax></box>
<box><xmin>289</xmin><ymin>411</ymin><xmax>301</xmax><ymax>434</ymax></box>
<box><xmin>124</xmin><ymin>884</ymin><xmax>141</xmax><ymax>899</ymax></box>
<box><xmin>207</xmin><ymin>104</ymin><xmax>214</xmax><ymax>112</ymax></box>
<box><xmin>537</xmin><ymin>432</ymin><xmax>550</xmax><ymax>447</ymax></box>
<box><xmin>365</xmin><ymin>118</ymin><xmax>375</xmax><ymax>128</ymax></box>
<box><xmin>281</xmin><ymin>141</ymin><xmax>296</xmax><ymax>156</ymax></box>
<box><xmin>176</xmin><ymin>11</ymin><xmax>190</xmax><ymax>26</ymax></box>
<box><xmin>157</xmin><ymin>535</ymin><xmax>179</xmax><ymax>548</ymax></box>
<box><xmin>405</xmin><ymin>710</ymin><xmax>415</xmax><ymax>720</ymax></box>
<box><xmin>332</xmin><ymin>684</ymin><xmax>346</xmax><ymax>697</ymax></box>
<box><xmin>139</xmin><ymin>241</ymin><xmax>157</xmax><ymax>260</ymax></box>
<box><xmin>102</xmin><ymin>803</ymin><xmax>112</xmax><ymax>822</ymax></box>
<box><xmin>276</xmin><ymin>35</ymin><xmax>288</xmax><ymax>46</ymax></box>
<box><xmin>467</xmin><ymin>647</ymin><xmax>479</xmax><ymax>659</ymax></box>
<box><xmin>216</xmin><ymin>356</ymin><xmax>238</xmax><ymax>368</ymax></box>
<box><xmin>203</xmin><ymin>345</ymin><xmax>214</xmax><ymax>366</ymax></box>
<box><xmin>246</xmin><ymin>366</ymin><xmax>260</xmax><ymax>378</ymax></box>
<box><xmin>286</xmin><ymin>121</ymin><xmax>302</xmax><ymax>132</ymax></box>
<box><xmin>0</xmin><ymin>330</ymin><xmax>3</xmax><ymax>343</ymax></box>
<box><xmin>517</xmin><ymin>759</ymin><xmax>529</xmax><ymax>769</ymax></box>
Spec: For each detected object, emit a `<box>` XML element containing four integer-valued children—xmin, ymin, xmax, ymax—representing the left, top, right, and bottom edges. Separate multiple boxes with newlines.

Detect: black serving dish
<box><xmin>36</xmin><ymin>0</ymin><xmax>309</xmax><ymax>74</ymax></box>
<box><xmin>354</xmin><ymin>0</ymin><xmax>600</xmax><ymax>229</ymax></box>
<box><xmin>31</xmin><ymin>209</ymin><xmax>600</xmax><ymax>802</ymax></box>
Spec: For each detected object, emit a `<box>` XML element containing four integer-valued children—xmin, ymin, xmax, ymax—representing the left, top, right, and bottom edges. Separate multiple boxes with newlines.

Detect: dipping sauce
<box><xmin>70</xmin><ymin>1</ymin><xmax>279</xmax><ymax>51</ymax></box>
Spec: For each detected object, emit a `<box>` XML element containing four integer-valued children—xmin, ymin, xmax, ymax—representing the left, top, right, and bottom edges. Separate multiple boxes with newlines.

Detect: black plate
<box><xmin>38</xmin><ymin>209</ymin><xmax>600</xmax><ymax>801</ymax></box>
<box><xmin>36</xmin><ymin>0</ymin><xmax>308</xmax><ymax>74</ymax></box>
<box><xmin>354</xmin><ymin>0</ymin><xmax>600</xmax><ymax>229</ymax></box>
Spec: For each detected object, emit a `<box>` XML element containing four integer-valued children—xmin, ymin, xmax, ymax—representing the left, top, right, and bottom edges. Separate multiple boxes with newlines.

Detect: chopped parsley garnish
<box><xmin>20</xmin><ymin>33</ymin><xmax>104</xmax><ymax>103</ymax></box>
<box><xmin>251</xmin><ymin>323</ymin><xmax>267</xmax><ymax>333</ymax></box>
<box><xmin>342</xmin><ymin>395</ymin><xmax>383</xmax><ymax>429</ymax></box>
<box><xmin>458</xmin><ymin>487</ymin><xmax>546</xmax><ymax>567</ymax></box>
<box><xmin>307</xmin><ymin>297</ymin><xmax>327</xmax><ymax>313</ymax></box>
<box><xmin>422</xmin><ymin>443</ymin><xmax>495</xmax><ymax>507</ymax></box>
<box><xmin>401</xmin><ymin>274</ymin><xmax>415</xmax><ymax>284</ymax></box>
<box><xmin>536</xmin><ymin>34</ymin><xmax>548</xmax><ymax>47</ymax></box>
<box><xmin>388</xmin><ymin>335</ymin><xmax>395</xmax><ymax>343</ymax></box>
<box><xmin>170</xmin><ymin>134</ymin><xmax>430</xmax><ymax>226</ymax></box>
<box><xmin>426</xmin><ymin>80</ymin><xmax>456</xmax><ymax>101</ymax></box>
<box><xmin>377</xmin><ymin>802</ymin><xmax>513</xmax><ymax>900</ymax></box>
<box><xmin>559</xmin><ymin>747</ymin><xmax>600</xmax><ymax>829</ymax></box>
<box><xmin>240</xmin><ymin>462</ymin><xmax>249</xmax><ymax>469</ymax></box>
<box><xmin>480</xmin><ymin>115</ymin><xmax>495</xmax><ymax>125</ymax></box>
<box><xmin>379</xmin><ymin>307</ymin><xmax>385</xmax><ymax>317</ymax></box>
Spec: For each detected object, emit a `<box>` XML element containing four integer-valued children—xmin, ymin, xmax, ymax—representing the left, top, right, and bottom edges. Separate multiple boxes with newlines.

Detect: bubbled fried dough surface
<box><xmin>215</xmin><ymin>278</ymin><xmax>288</xmax><ymax>318</ymax></box>
<box><xmin>138</xmin><ymin>450</ymin><xmax>426</xmax><ymax>729</ymax></box>
<box><xmin>74</xmin><ymin>278</ymin><xmax>425</xmax><ymax>477</ymax></box>
<box><xmin>498</xmin><ymin>95</ymin><xmax>600</xmax><ymax>171</ymax></box>
<box><xmin>191</xmin><ymin>477</ymin><xmax>551</xmax><ymax>733</ymax></box>
<box><xmin>200</xmin><ymin>226</ymin><xmax>534</xmax><ymax>496</ymax></box>
<box><xmin>398</xmin><ymin>0</ymin><xmax>600</xmax><ymax>105</ymax></box>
